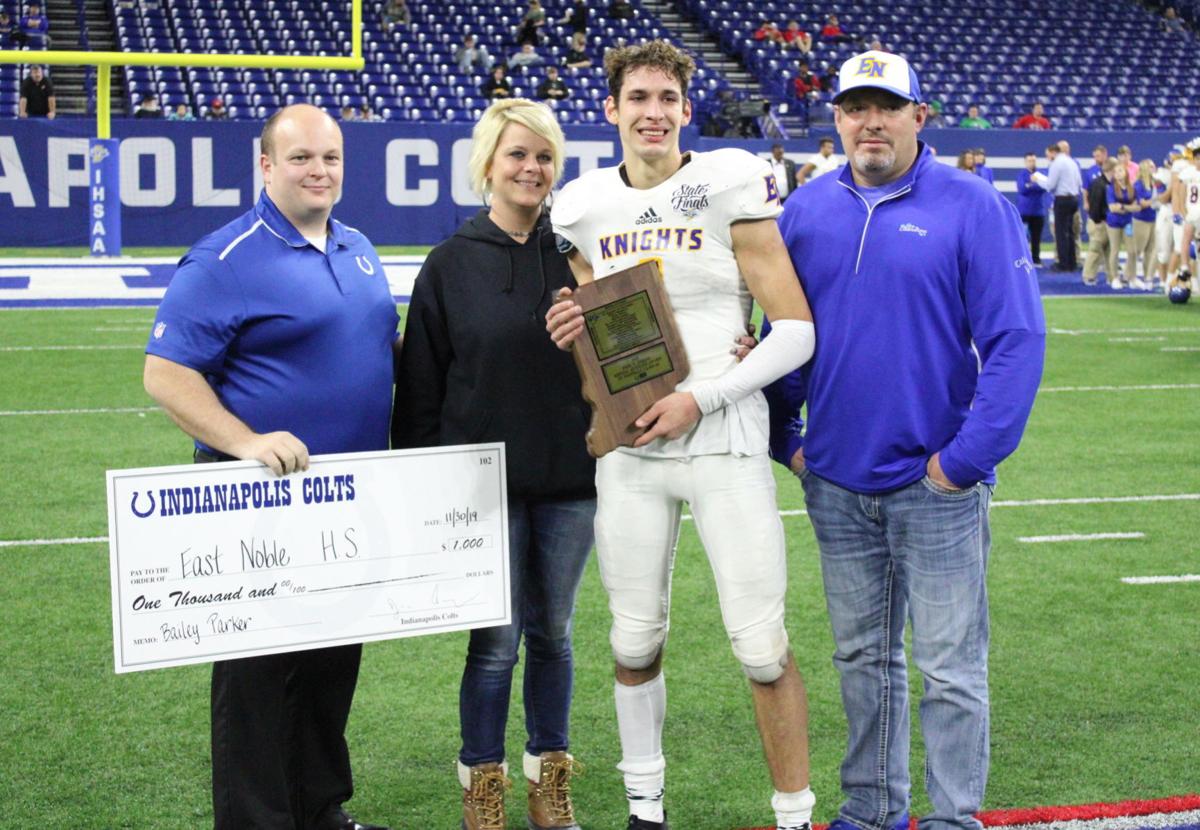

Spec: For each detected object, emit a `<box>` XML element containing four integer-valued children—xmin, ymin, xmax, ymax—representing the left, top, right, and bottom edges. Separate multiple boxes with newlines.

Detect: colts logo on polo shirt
<box><xmin>856</xmin><ymin>57</ymin><xmax>887</xmax><ymax>78</ymax></box>
<box><xmin>355</xmin><ymin>255</ymin><xmax>375</xmax><ymax>275</ymax></box>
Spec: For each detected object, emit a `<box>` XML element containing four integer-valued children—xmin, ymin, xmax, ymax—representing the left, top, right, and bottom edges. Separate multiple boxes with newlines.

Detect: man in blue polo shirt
<box><xmin>766</xmin><ymin>52</ymin><xmax>1045</xmax><ymax>830</ymax></box>
<box><xmin>144</xmin><ymin>104</ymin><xmax>396</xmax><ymax>830</ymax></box>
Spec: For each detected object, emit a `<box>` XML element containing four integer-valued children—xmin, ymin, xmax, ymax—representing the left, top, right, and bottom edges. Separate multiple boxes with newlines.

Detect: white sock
<box><xmin>614</xmin><ymin>673</ymin><xmax>667</xmax><ymax>823</ymax></box>
<box><xmin>772</xmin><ymin>787</ymin><xmax>815</xmax><ymax>830</ymax></box>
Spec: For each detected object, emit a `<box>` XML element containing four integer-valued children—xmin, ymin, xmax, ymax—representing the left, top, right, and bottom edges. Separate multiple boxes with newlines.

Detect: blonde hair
<box><xmin>468</xmin><ymin>98</ymin><xmax>566</xmax><ymax>198</ymax></box>
<box><xmin>1138</xmin><ymin>158</ymin><xmax>1155</xmax><ymax>189</ymax></box>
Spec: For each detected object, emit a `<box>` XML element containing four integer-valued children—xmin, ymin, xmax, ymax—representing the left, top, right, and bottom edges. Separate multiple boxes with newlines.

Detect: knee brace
<box><xmin>611</xmin><ymin>626</ymin><xmax>666</xmax><ymax>671</ymax></box>
<box><xmin>733</xmin><ymin>624</ymin><xmax>790</xmax><ymax>684</ymax></box>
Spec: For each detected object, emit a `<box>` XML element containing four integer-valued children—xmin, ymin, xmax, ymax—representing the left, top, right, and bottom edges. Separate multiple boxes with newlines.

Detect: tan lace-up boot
<box><xmin>525</xmin><ymin>751</ymin><xmax>584</xmax><ymax>830</ymax></box>
<box><xmin>458</xmin><ymin>760</ymin><xmax>511</xmax><ymax>830</ymax></box>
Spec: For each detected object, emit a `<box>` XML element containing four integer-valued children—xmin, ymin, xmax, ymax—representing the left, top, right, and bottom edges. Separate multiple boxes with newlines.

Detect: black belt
<box><xmin>193</xmin><ymin>447</ymin><xmax>233</xmax><ymax>464</ymax></box>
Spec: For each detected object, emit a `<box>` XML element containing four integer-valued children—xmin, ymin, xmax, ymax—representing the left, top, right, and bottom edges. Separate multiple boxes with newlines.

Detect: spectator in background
<box><xmin>1106</xmin><ymin>162</ymin><xmax>1137</xmax><ymax>289</ymax></box>
<box><xmin>1116</xmin><ymin>145</ymin><xmax>1139</xmax><ymax>185</ymax></box>
<box><xmin>792</xmin><ymin>60</ymin><xmax>821</xmax><ymax>100</ymax></box>
<box><xmin>926</xmin><ymin>99</ymin><xmax>947</xmax><ymax>127</ymax></box>
<box><xmin>782</xmin><ymin>20</ymin><xmax>812</xmax><ymax>53</ymax></box>
<box><xmin>167</xmin><ymin>102</ymin><xmax>195</xmax><ymax>120</ymax></box>
<box><xmin>135</xmin><ymin>92</ymin><xmax>163</xmax><ymax>118</ymax></box>
<box><xmin>536</xmin><ymin>65</ymin><xmax>570</xmax><ymax>101</ymax></box>
<box><xmin>754</xmin><ymin>20</ymin><xmax>784</xmax><ymax>44</ymax></box>
<box><xmin>510</xmin><ymin>42</ymin><xmax>544</xmax><ymax>67</ymax></box>
<box><xmin>19</xmin><ymin>2</ymin><xmax>49</xmax><ymax>48</ymax></box>
<box><xmin>0</xmin><ymin>10</ymin><xmax>15</xmax><ymax>48</ymax></box>
<box><xmin>607</xmin><ymin>0</ymin><xmax>633</xmax><ymax>20</ymax></box>
<box><xmin>1162</xmin><ymin>6</ymin><xmax>1186</xmax><ymax>33</ymax></box>
<box><xmin>1016</xmin><ymin>151</ymin><xmax>1048</xmax><ymax>266</ymax></box>
<box><xmin>819</xmin><ymin>62</ymin><xmax>838</xmax><ymax>95</ymax></box>
<box><xmin>1033</xmin><ymin>139</ymin><xmax>1082</xmax><ymax>270</ymax></box>
<box><xmin>959</xmin><ymin>104</ymin><xmax>992</xmax><ymax>129</ymax></box>
<box><xmin>1082</xmin><ymin>158</ymin><xmax>1114</xmax><ymax>286</ymax></box>
<box><xmin>820</xmin><ymin>14</ymin><xmax>855</xmax><ymax>44</ymax></box>
<box><xmin>381</xmin><ymin>0</ymin><xmax>411</xmax><ymax>32</ymax></box>
<box><xmin>516</xmin><ymin>0</ymin><xmax>545</xmax><ymax>46</ymax></box>
<box><xmin>339</xmin><ymin>105</ymin><xmax>357</xmax><ymax>121</ymax></box>
<box><xmin>973</xmin><ymin>148</ymin><xmax>995</xmax><ymax>184</ymax></box>
<box><xmin>1013</xmin><ymin>102</ymin><xmax>1051</xmax><ymax>129</ymax></box>
<box><xmin>1152</xmin><ymin>152</ymin><xmax>1177</xmax><ymax>287</ymax></box>
<box><xmin>18</xmin><ymin>64</ymin><xmax>54</xmax><ymax>119</ymax></box>
<box><xmin>796</xmin><ymin>136</ymin><xmax>838</xmax><ymax>185</ymax></box>
<box><xmin>557</xmin><ymin>0</ymin><xmax>588</xmax><ymax>34</ymax></box>
<box><xmin>564</xmin><ymin>30</ymin><xmax>592</xmax><ymax>68</ymax></box>
<box><xmin>207</xmin><ymin>96</ymin><xmax>229</xmax><ymax>119</ymax></box>
<box><xmin>768</xmin><ymin>142</ymin><xmax>798</xmax><ymax>202</ymax></box>
<box><xmin>456</xmin><ymin>34</ymin><xmax>495</xmax><ymax>73</ymax></box>
<box><xmin>481</xmin><ymin>64</ymin><xmax>513</xmax><ymax>99</ymax></box>
<box><xmin>360</xmin><ymin>104</ymin><xmax>379</xmax><ymax>122</ymax></box>
<box><xmin>956</xmin><ymin>150</ymin><xmax>976</xmax><ymax>173</ymax></box>
<box><xmin>1130</xmin><ymin>159</ymin><xmax>1159</xmax><ymax>289</ymax></box>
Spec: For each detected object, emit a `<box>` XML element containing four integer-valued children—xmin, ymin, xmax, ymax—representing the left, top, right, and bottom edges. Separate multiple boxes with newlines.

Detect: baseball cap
<box><xmin>832</xmin><ymin>50</ymin><xmax>922</xmax><ymax>104</ymax></box>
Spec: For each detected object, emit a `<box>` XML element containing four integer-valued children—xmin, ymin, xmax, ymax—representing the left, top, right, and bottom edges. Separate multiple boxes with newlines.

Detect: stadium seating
<box><xmin>106</xmin><ymin>0</ymin><xmax>736</xmax><ymax>124</ymax></box>
<box><xmin>679</xmin><ymin>0</ymin><xmax>1200</xmax><ymax>131</ymax></box>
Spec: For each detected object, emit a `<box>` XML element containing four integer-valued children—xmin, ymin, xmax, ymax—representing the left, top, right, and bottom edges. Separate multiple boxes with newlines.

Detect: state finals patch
<box><xmin>670</xmin><ymin>183</ymin><xmax>710</xmax><ymax>218</ymax></box>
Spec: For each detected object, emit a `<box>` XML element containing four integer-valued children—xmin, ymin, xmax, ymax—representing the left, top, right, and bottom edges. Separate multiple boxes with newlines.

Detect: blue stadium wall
<box><xmin>0</xmin><ymin>119</ymin><xmax>1190</xmax><ymax>247</ymax></box>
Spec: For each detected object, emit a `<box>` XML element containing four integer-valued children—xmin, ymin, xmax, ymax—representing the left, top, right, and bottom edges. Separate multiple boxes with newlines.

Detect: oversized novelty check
<box><xmin>106</xmin><ymin>445</ymin><xmax>509</xmax><ymax>673</ymax></box>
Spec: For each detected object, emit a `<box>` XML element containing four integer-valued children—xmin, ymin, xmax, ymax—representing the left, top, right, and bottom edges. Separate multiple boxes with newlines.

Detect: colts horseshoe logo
<box><xmin>130</xmin><ymin>490</ymin><xmax>156</xmax><ymax>518</ymax></box>
<box><xmin>356</xmin><ymin>255</ymin><xmax>375</xmax><ymax>275</ymax></box>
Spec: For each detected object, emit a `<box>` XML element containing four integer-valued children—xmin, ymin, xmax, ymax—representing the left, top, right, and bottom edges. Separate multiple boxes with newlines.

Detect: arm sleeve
<box><xmin>390</xmin><ymin>260</ymin><xmax>452</xmax><ymax>449</ymax></box>
<box><xmin>759</xmin><ymin>316</ymin><xmax>810</xmax><ymax>468</ymax></box>
<box><xmin>690</xmin><ymin>318</ymin><xmax>814</xmax><ymax>415</ymax></box>
<box><xmin>145</xmin><ymin>251</ymin><xmax>243</xmax><ymax>374</ymax></box>
<box><xmin>937</xmin><ymin>197</ymin><xmax>1046</xmax><ymax>487</ymax></box>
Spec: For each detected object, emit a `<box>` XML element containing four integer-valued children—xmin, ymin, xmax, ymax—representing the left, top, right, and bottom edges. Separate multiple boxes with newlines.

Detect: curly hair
<box><xmin>604</xmin><ymin>39</ymin><xmax>695</xmax><ymax>102</ymax></box>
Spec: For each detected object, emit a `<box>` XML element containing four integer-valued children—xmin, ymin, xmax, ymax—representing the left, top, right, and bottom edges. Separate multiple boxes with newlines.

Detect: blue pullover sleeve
<box><xmin>760</xmin><ymin>315</ymin><xmax>808</xmax><ymax>469</ymax></box>
<box><xmin>938</xmin><ymin>197</ymin><xmax>1046</xmax><ymax>487</ymax></box>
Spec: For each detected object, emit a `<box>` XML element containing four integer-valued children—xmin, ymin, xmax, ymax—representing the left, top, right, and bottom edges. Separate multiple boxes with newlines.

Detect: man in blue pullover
<box><xmin>766</xmin><ymin>51</ymin><xmax>1045</xmax><ymax>830</ymax></box>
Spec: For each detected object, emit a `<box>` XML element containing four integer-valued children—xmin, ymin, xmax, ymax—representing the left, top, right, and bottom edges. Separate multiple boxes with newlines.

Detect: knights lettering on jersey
<box><xmin>598</xmin><ymin>227</ymin><xmax>703</xmax><ymax>261</ymax></box>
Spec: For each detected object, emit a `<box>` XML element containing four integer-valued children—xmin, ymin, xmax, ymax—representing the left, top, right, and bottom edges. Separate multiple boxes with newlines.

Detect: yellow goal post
<box><xmin>0</xmin><ymin>0</ymin><xmax>364</xmax><ymax>137</ymax></box>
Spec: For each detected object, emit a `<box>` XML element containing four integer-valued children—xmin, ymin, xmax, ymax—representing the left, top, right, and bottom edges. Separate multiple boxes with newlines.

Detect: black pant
<box><xmin>197</xmin><ymin>450</ymin><xmax>361</xmax><ymax>830</ymax></box>
<box><xmin>1053</xmin><ymin>196</ymin><xmax>1078</xmax><ymax>270</ymax></box>
<box><xmin>1022</xmin><ymin>214</ymin><xmax>1045</xmax><ymax>264</ymax></box>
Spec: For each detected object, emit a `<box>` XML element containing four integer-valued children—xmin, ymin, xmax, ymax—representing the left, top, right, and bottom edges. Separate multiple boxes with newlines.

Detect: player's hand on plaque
<box><xmin>233</xmin><ymin>431</ymin><xmax>310</xmax><ymax>476</ymax></box>
<box><xmin>546</xmin><ymin>287</ymin><xmax>587</xmax><ymax>350</ymax></box>
<box><xmin>633</xmin><ymin>391</ymin><xmax>702</xmax><ymax>447</ymax></box>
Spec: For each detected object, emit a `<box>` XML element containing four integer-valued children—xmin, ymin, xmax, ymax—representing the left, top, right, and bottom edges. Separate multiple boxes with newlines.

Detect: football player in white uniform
<box><xmin>1171</xmin><ymin>138</ymin><xmax>1200</xmax><ymax>293</ymax></box>
<box><xmin>546</xmin><ymin>41</ymin><xmax>817</xmax><ymax>830</ymax></box>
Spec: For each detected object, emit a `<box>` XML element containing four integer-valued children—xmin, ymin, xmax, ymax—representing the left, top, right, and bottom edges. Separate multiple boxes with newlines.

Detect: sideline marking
<box><xmin>1049</xmin><ymin>325</ymin><xmax>1200</xmax><ymax>334</ymax></box>
<box><xmin>1121</xmin><ymin>575</ymin><xmax>1200</xmax><ymax>585</ymax></box>
<box><xmin>1108</xmin><ymin>336</ymin><xmax>1167</xmax><ymax>342</ymax></box>
<box><xmin>0</xmin><ymin>344</ymin><xmax>142</xmax><ymax>352</ymax></box>
<box><xmin>0</xmin><ymin>536</ymin><xmax>107</xmax><ymax>548</ymax></box>
<box><xmin>1039</xmin><ymin>383</ymin><xmax>1200</xmax><ymax>393</ymax></box>
<box><xmin>1162</xmin><ymin>346</ymin><xmax>1200</xmax><ymax>352</ymax></box>
<box><xmin>0</xmin><ymin>406</ymin><xmax>157</xmax><ymax>416</ymax></box>
<box><xmin>1018</xmin><ymin>532</ymin><xmax>1145</xmax><ymax>543</ymax></box>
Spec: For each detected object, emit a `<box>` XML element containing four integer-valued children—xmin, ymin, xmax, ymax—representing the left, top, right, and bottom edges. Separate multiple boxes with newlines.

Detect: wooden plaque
<box><xmin>568</xmin><ymin>261</ymin><xmax>690</xmax><ymax>458</ymax></box>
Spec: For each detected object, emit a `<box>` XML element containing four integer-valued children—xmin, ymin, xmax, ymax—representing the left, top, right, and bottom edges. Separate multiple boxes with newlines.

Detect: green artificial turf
<box><xmin>0</xmin><ymin>295</ymin><xmax>1197</xmax><ymax>828</ymax></box>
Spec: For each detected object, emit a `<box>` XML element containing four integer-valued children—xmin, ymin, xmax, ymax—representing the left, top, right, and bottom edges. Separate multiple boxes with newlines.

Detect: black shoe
<box><xmin>317</xmin><ymin>807</ymin><xmax>390</xmax><ymax>830</ymax></box>
<box><xmin>627</xmin><ymin>813</ymin><xmax>668</xmax><ymax>829</ymax></box>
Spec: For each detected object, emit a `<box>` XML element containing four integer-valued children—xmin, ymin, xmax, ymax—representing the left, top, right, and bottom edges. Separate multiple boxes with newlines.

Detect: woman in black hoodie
<box><xmin>391</xmin><ymin>99</ymin><xmax>594</xmax><ymax>830</ymax></box>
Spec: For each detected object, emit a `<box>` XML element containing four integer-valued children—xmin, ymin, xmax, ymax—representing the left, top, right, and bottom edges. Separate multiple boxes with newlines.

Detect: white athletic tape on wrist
<box><xmin>691</xmin><ymin>319</ymin><xmax>815</xmax><ymax>415</ymax></box>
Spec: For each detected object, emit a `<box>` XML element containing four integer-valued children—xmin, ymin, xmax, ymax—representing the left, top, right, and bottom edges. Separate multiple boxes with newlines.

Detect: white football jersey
<box><xmin>1179</xmin><ymin>163</ymin><xmax>1200</xmax><ymax>222</ymax></box>
<box><xmin>552</xmin><ymin>148</ymin><xmax>783</xmax><ymax>458</ymax></box>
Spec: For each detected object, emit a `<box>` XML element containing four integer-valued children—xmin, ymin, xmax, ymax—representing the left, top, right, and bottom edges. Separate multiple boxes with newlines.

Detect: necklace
<box><xmin>501</xmin><ymin>228</ymin><xmax>533</xmax><ymax>237</ymax></box>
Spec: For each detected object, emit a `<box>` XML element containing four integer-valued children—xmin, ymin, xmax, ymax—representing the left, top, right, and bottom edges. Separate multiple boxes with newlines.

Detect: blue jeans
<box><xmin>801</xmin><ymin>471</ymin><xmax>993</xmax><ymax>830</ymax></box>
<box><xmin>459</xmin><ymin>496</ymin><xmax>596</xmax><ymax>766</ymax></box>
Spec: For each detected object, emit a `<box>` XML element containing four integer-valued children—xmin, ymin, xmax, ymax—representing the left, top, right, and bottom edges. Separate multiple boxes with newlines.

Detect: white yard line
<box><xmin>1107</xmin><ymin>336</ymin><xmax>1167</xmax><ymax>342</ymax></box>
<box><xmin>1039</xmin><ymin>383</ymin><xmax>1200</xmax><ymax>393</ymax></box>
<box><xmin>1049</xmin><ymin>325</ymin><xmax>1200</xmax><ymax>334</ymax></box>
<box><xmin>0</xmin><ymin>406</ymin><xmax>157</xmax><ymax>416</ymax></box>
<box><xmin>1121</xmin><ymin>575</ymin><xmax>1200</xmax><ymax>585</ymax></box>
<box><xmin>9</xmin><ymin>493</ymin><xmax>1200</xmax><ymax>549</ymax></box>
<box><xmin>0</xmin><ymin>536</ymin><xmax>107</xmax><ymax>548</ymax></box>
<box><xmin>1018</xmin><ymin>532</ymin><xmax>1145</xmax><ymax>543</ymax></box>
<box><xmin>1162</xmin><ymin>346</ymin><xmax>1200</xmax><ymax>352</ymax></box>
<box><xmin>0</xmin><ymin>344</ymin><xmax>142</xmax><ymax>351</ymax></box>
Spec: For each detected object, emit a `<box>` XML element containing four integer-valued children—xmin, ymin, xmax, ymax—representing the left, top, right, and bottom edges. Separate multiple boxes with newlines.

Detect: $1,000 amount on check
<box><xmin>106</xmin><ymin>444</ymin><xmax>509</xmax><ymax>673</ymax></box>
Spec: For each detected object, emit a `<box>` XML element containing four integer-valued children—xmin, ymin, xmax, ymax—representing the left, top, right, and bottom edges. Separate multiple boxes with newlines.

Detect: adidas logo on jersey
<box><xmin>635</xmin><ymin>207</ymin><xmax>663</xmax><ymax>225</ymax></box>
